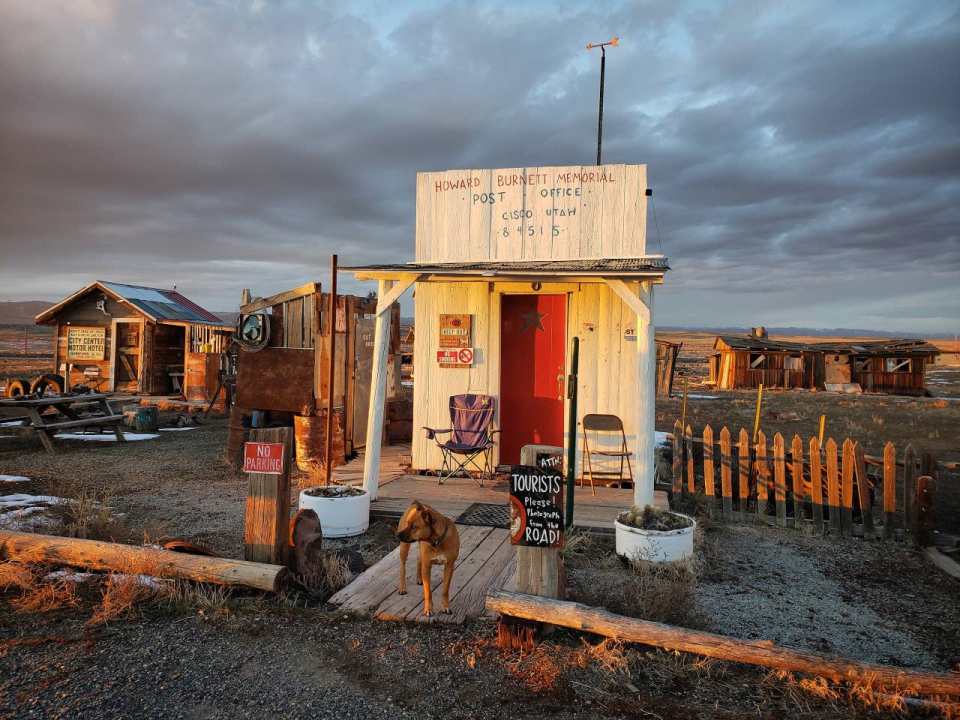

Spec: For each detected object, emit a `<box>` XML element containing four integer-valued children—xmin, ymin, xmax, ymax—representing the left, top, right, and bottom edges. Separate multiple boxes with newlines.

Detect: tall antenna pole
<box><xmin>587</xmin><ymin>36</ymin><xmax>619</xmax><ymax>166</ymax></box>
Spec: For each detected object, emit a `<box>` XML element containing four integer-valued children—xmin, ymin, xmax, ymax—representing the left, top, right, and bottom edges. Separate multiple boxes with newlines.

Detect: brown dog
<box><xmin>395</xmin><ymin>501</ymin><xmax>460</xmax><ymax>616</ymax></box>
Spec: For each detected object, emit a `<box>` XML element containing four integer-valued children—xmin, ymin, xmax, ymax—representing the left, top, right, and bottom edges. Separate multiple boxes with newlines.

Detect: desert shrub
<box><xmin>47</xmin><ymin>487</ymin><xmax>131</xmax><ymax>543</ymax></box>
<box><xmin>0</xmin><ymin>562</ymin><xmax>37</xmax><ymax>593</ymax></box>
<box><xmin>565</xmin><ymin>532</ymin><xmax>704</xmax><ymax>628</ymax></box>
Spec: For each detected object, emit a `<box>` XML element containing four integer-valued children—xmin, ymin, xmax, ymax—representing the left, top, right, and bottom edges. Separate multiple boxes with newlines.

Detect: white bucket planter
<box><xmin>615</xmin><ymin>512</ymin><xmax>696</xmax><ymax>563</ymax></box>
<box><xmin>298</xmin><ymin>487</ymin><xmax>370</xmax><ymax>538</ymax></box>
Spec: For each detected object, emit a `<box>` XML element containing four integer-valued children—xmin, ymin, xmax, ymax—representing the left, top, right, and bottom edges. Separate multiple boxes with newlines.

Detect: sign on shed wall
<box><xmin>415</xmin><ymin>164</ymin><xmax>647</xmax><ymax>263</ymax></box>
<box><xmin>66</xmin><ymin>326</ymin><xmax>106</xmax><ymax>360</ymax></box>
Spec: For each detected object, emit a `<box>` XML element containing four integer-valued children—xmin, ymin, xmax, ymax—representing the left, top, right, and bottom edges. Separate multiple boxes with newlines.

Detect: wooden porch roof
<box><xmin>343</xmin><ymin>257</ymin><xmax>669</xmax><ymax>283</ymax></box>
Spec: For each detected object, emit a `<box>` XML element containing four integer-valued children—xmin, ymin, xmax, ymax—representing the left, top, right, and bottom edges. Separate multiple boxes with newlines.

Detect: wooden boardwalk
<box><xmin>329</xmin><ymin>442</ymin><xmax>668</xmax><ymax>534</ymax></box>
<box><xmin>329</xmin><ymin>525</ymin><xmax>515</xmax><ymax>624</ymax></box>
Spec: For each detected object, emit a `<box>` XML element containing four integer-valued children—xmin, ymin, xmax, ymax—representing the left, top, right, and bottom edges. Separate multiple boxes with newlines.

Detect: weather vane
<box><xmin>586</xmin><ymin>36</ymin><xmax>619</xmax><ymax>166</ymax></box>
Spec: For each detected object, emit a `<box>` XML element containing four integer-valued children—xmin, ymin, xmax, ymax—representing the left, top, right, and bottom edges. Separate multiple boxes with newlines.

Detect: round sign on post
<box><xmin>457</xmin><ymin>348</ymin><xmax>474</xmax><ymax>365</ymax></box>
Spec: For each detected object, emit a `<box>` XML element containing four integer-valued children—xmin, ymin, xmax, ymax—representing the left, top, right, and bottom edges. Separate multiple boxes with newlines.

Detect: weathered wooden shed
<box><xmin>710</xmin><ymin>333</ymin><xmax>940</xmax><ymax>394</ymax></box>
<box><xmin>34</xmin><ymin>281</ymin><xmax>232</xmax><ymax>399</ymax></box>
<box><xmin>232</xmin><ymin>282</ymin><xmax>402</xmax><ymax>461</ymax></box>
<box><xmin>344</xmin><ymin>164</ymin><xmax>669</xmax><ymax>507</ymax></box>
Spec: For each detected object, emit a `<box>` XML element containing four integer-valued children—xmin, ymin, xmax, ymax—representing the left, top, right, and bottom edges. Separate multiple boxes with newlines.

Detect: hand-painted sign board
<box><xmin>416</xmin><ymin>164</ymin><xmax>648</xmax><ymax>263</ymax></box>
<box><xmin>436</xmin><ymin>347</ymin><xmax>474</xmax><ymax>368</ymax></box>
<box><xmin>439</xmin><ymin>313</ymin><xmax>472</xmax><ymax>348</ymax></box>
<box><xmin>66</xmin><ymin>326</ymin><xmax>106</xmax><ymax>361</ymax></box>
<box><xmin>243</xmin><ymin>442</ymin><xmax>285</xmax><ymax>475</ymax></box>
<box><xmin>509</xmin><ymin>464</ymin><xmax>564</xmax><ymax>548</ymax></box>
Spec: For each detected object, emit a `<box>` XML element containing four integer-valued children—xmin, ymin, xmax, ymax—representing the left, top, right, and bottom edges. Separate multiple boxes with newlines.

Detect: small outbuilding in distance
<box><xmin>34</xmin><ymin>280</ymin><xmax>232</xmax><ymax>401</ymax></box>
<box><xmin>344</xmin><ymin>163</ymin><xmax>668</xmax><ymax>507</ymax></box>
<box><xmin>709</xmin><ymin>328</ymin><xmax>940</xmax><ymax>395</ymax></box>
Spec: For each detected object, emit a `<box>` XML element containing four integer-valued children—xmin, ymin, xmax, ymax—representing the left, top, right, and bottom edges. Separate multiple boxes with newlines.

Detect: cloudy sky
<box><xmin>1</xmin><ymin>1</ymin><xmax>957</xmax><ymax>332</ymax></box>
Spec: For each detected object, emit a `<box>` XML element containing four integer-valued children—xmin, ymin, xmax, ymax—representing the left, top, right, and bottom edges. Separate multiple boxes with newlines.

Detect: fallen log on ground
<box><xmin>0</xmin><ymin>530</ymin><xmax>287</xmax><ymax>592</ymax></box>
<box><xmin>486</xmin><ymin>590</ymin><xmax>960</xmax><ymax>698</ymax></box>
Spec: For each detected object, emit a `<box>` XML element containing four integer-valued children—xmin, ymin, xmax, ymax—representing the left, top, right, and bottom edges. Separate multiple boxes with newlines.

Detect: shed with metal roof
<box><xmin>35</xmin><ymin>281</ymin><xmax>233</xmax><ymax>398</ymax></box>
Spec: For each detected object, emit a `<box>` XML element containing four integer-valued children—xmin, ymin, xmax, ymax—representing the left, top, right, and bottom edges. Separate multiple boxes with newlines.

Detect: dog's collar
<box><xmin>430</xmin><ymin>521</ymin><xmax>449</xmax><ymax>547</ymax></box>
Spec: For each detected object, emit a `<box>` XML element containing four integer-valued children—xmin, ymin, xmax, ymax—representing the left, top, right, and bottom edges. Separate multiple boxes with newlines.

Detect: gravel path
<box><xmin>697</xmin><ymin>524</ymin><xmax>960</xmax><ymax>669</ymax></box>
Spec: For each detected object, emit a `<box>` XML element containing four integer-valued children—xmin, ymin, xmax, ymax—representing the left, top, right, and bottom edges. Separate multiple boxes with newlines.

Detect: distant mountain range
<box><xmin>0</xmin><ymin>301</ymin><xmax>953</xmax><ymax>338</ymax></box>
<box><xmin>0</xmin><ymin>301</ymin><xmax>54</xmax><ymax>325</ymax></box>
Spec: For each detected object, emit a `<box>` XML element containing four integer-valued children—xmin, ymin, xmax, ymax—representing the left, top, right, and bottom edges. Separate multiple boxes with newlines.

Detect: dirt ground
<box><xmin>3</xmin><ymin>415</ymin><xmax>960</xmax><ymax>718</ymax></box>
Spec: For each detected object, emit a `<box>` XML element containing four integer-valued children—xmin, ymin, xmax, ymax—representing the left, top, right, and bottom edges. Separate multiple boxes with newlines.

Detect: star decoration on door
<box><xmin>519</xmin><ymin>310</ymin><xmax>546</xmax><ymax>333</ymax></box>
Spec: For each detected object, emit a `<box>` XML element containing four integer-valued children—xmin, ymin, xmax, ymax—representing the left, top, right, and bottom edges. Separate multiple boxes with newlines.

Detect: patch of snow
<box><xmin>44</xmin><ymin>570</ymin><xmax>97</xmax><ymax>584</ymax></box>
<box><xmin>0</xmin><ymin>493</ymin><xmax>64</xmax><ymax>509</ymax></box>
<box><xmin>158</xmin><ymin>426</ymin><xmax>198</xmax><ymax>432</ymax></box>
<box><xmin>0</xmin><ymin>475</ymin><xmax>30</xmax><ymax>483</ymax></box>
<box><xmin>54</xmin><ymin>432</ymin><xmax>159</xmax><ymax>442</ymax></box>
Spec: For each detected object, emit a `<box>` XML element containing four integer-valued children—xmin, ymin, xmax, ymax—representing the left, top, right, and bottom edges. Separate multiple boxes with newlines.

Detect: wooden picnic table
<box><xmin>0</xmin><ymin>393</ymin><xmax>125</xmax><ymax>453</ymax></box>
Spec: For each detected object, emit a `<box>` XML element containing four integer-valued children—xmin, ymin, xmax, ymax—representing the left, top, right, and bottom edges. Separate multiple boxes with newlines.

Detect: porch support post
<box><xmin>635</xmin><ymin>281</ymin><xmax>656</xmax><ymax>507</ymax></box>
<box><xmin>605</xmin><ymin>279</ymin><xmax>656</xmax><ymax>507</ymax></box>
<box><xmin>362</xmin><ymin>274</ymin><xmax>421</xmax><ymax>500</ymax></box>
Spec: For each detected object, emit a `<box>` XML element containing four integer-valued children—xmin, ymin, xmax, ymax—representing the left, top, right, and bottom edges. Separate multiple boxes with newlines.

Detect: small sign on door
<box><xmin>243</xmin><ymin>442</ymin><xmax>285</xmax><ymax>474</ymax></box>
<box><xmin>509</xmin><ymin>465</ymin><xmax>564</xmax><ymax>548</ymax></box>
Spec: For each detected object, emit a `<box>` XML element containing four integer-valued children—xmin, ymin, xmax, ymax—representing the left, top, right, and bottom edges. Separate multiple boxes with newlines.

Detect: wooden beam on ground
<box><xmin>485</xmin><ymin>590</ymin><xmax>960</xmax><ymax>698</ymax></box>
<box><xmin>0</xmin><ymin>531</ymin><xmax>287</xmax><ymax>592</ymax></box>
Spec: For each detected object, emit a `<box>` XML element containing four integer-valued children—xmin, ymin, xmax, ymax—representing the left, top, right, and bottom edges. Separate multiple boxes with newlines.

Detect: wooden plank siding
<box><xmin>411</xmin><ymin>280</ymin><xmax>649</xmax><ymax>475</ymax></box>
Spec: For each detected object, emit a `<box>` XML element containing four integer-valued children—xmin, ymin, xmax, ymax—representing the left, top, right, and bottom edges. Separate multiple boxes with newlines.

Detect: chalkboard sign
<box><xmin>509</xmin><ymin>465</ymin><xmax>564</xmax><ymax>548</ymax></box>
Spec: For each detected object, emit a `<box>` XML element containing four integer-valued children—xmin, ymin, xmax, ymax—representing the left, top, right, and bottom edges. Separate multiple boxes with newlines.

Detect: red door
<box><xmin>499</xmin><ymin>294</ymin><xmax>566</xmax><ymax>464</ymax></box>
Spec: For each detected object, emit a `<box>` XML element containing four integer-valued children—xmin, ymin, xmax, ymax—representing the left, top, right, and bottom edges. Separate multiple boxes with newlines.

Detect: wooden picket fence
<box><xmin>669</xmin><ymin>420</ymin><xmax>936</xmax><ymax>542</ymax></box>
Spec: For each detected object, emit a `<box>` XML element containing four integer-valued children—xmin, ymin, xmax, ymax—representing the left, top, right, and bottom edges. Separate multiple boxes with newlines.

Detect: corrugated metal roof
<box><xmin>92</xmin><ymin>282</ymin><xmax>225</xmax><ymax>325</ymax></box>
<box><xmin>715</xmin><ymin>335</ymin><xmax>940</xmax><ymax>356</ymax></box>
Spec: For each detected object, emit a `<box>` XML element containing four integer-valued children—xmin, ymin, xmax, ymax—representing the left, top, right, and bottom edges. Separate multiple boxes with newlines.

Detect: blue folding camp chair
<box><xmin>423</xmin><ymin>394</ymin><xmax>499</xmax><ymax>486</ymax></box>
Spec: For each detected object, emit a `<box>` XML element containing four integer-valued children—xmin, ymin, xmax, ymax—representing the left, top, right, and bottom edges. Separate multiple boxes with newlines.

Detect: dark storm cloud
<box><xmin>0</xmin><ymin>1</ymin><xmax>957</xmax><ymax>332</ymax></box>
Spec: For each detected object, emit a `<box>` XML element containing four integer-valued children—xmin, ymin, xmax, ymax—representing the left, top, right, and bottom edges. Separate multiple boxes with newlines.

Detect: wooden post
<box><xmin>755</xmin><ymin>431</ymin><xmax>770</xmax><ymax>524</ymax></box>
<box><xmin>517</xmin><ymin>446</ymin><xmax>564</xmax><ymax>599</ymax></box>
<box><xmin>720</xmin><ymin>426</ymin><xmax>732</xmax><ymax>520</ymax></box>
<box><xmin>362</xmin><ymin>279</ymin><xmax>394</xmax><ymax>501</ymax></box>
<box><xmin>773</xmin><ymin>433</ymin><xmax>787</xmax><ymax>527</ymax></box>
<box><xmin>606</xmin><ymin>279</ymin><xmax>656</xmax><ymax>508</ymax></box>
<box><xmin>903</xmin><ymin>444</ymin><xmax>916</xmax><ymax>538</ymax></box>
<box><xmin>636</xmin><ymin>282</ymin><xmax>657</xmax><ymax>508</ymax></box>
<box><xmin>841</xmin><ymin>439</ymin><xmax>855</xmax><ymax>536</ymax></box>
<box><xmin>825</xmin><ymin>438</ymin><xmax>840</xmax><ymax>535</ymax></box>
<box><xmin>672</xmin><ymin>419</ymin><xmax>683</xmax><ymax>497</ymax></box>
<box><xmin>791</xmin><ymin>434</ymin><xmax>805</xmax><ymax>527</ymax></box>
<box><xmin>752</xmin><ymin>383</ymin><xmax>764</xmax><ymax>443</ymax></box>
<box><xmin>737</xmin><ymin>428</ymin><xmax>750</xmax><ymax>520</ymax></box>
<box><xmin>324</xmin><ymin>254</ymin><xmax>338</xmax><ymax>485</ymax></box>
<box><xmin>809</xmin><ymin>436</ymin><xmax>823</xmax><ymax>533</ymax></box>
<box><xmin>914</xmin><ymin>475</ymin><xmax>935</xmax><ymax>548</ymax></box>
<box><xmin>685</xmin><ymin>423</ymin><xmax>695</xmax><ymax>495</ymax></box>
<box><xmin>359</xmin><ymin>275</ymin><xmax>420</xmax><ymax>500</ymax></box>
<box><xmin>243</xmin><ymin>427</ymin><xmax>292</xmax><ymax>565</ymax></box>
<box><xmin>853</xmin><ymin>441</ymin><xmax>873</xmax><ymax>536</ymax></box>
<box><xmin>702</xmin><ymin>425</ymin><xmax>715</xmax><ymax>517</ymax></box>
<box><xmin>883</xmin><ymin>441</ymin><xmax>896</xmax><ymax>539</ymax></box>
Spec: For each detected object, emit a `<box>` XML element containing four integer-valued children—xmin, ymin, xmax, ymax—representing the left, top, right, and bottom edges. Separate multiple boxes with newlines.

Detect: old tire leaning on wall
<box><xmin>4</xmin><ymin>378</ymin><xmax>31</xmax><ymax>398</ymax></box>
<box><xmin>28</xmin><ymin>374</ymin><xmax>65</xmax><ymax>397</ymax></box>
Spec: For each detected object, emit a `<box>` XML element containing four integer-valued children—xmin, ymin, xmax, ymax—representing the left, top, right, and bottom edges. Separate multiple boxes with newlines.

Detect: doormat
<box><xmin>455</xmin><ymin>502</ymin><xmax>509</xmax><ymax>528</ymax></box>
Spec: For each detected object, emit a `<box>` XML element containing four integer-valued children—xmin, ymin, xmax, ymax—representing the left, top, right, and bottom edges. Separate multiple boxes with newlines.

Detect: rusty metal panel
<box><xmin>237</xmin><ymin>347</ymin><xmax>315</xmax><ymax>414</ymax></box>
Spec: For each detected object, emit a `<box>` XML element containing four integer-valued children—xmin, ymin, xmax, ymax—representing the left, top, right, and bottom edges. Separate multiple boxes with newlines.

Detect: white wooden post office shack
<box><xmin>343</xmin><ymin>164</ymin><xmax>669</xmax><ymax>507</ymax></box>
